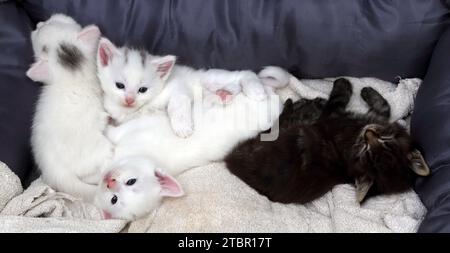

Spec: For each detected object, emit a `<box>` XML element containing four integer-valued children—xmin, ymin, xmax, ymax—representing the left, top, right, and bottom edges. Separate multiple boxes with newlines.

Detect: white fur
<box><xmin>97</xmin><ymin>44</ymin><xmax>172</xmax><ymax>124</ymax></box>
<box><xmin>97</xmin><ymin>39</ymin><xmax>268</xmax><ymax>137</ymax></box>
<box><xmin>94</xmin><ymin>62</ymin><xmax>282</xmax><ymax>219</ymax></box>
<box><xmin>29</xmin><ymin>14</ymin><xmax>113</xmax><ymax>202</ymax></box>
<box><xmin>108</xmin><ymin>90</ymin><xmax>282</xmax><ymax>176</ymax></box>
<box><xmin>94</xmin><ymin>156</ymin><xmax>183</xmax><ymax>220</ymax></box>
<box><xmin>94</xmin><ymin>92</ymin><xmax>281</xmax><ymax>220</ymax></box>
<box><xmin>95</xmin><ymin>42</ymin><xmax>281</xmax><ymax>220</ymax></box>
<box><xmin>258</xmin><ymin>66</ymin><xmax>291</xmax><ymax>89</ymax></box>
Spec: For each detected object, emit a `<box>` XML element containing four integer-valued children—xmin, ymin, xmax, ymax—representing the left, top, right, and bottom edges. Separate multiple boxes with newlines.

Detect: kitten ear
<box><xmin>26</xmin><ymin>59</ymin><xmax>49</xmax><ymax>82</ymax></box>
<box><xmin>155</xmin><ymin>169</ymin><xmax>184</xmax><ymax>197</ymax></box>
<box><xmin>355</xmin><ymin>176</ymin><xmax>373</xmax><ymax>203</ymax></box>
<box><xmin>284</xmin><ymin>98</ymin><xmax>293</xmax><ymax>107</ymax></box>
<box><xmin>408</xmin><ymin>150</ymin><xmax>430</xmax><ymax>176</ymax></box>
<box><xmin>282</xmin><ymin>99</ymin><xmax>293</xmax><ymax>113</ymax></box>
<box><xmin>278</xmin><ymin>98</ymin><xmax>294</xmax><ymax>123</ymax></box>
<box><xmin>151</xmin><ymin>55</ymin><xmax>176</xmax><ymax>81</ymax></box>
<box><xmin>97</xmin><ymin>37</ymin><xmax>120</xmax><ymax>67</ymax></box>
<box><xmin>77</xmin><ymin>25</ymin><xmax>101</xmax><ymax>45</ymax></box>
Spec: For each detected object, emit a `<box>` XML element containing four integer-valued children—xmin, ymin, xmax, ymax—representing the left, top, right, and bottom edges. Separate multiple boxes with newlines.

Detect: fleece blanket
<box><xmin>0</xmin><ymin>161</ymin><xmax>127</xmax><ymax>233</ymax></box>
<box><xmin>0</xmin><ymin>76</ymin><xmax>425</xmax><ymax>233</ymax></box>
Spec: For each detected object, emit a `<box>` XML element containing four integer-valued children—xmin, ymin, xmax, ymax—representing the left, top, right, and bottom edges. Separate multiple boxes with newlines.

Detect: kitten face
<box><xmin>94</xmin><ymin>156</ymin><xmax>183</xmax><ymax>220</ymax></box>
<box><xmin>96</xmin><ymin>38</ymin><xmax>176</xmax><ymax>118</ymax></box>
<box><xmin>350</xmin><ymin>123</ymin><xmax>430</xmax><ymax>202</ymax></box>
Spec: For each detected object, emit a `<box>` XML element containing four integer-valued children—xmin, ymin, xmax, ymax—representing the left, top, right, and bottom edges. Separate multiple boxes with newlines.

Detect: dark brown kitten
<box><xmin>225</xmin><ymin>78</ymin><xmax>430</xmax><ymax>204</ymax></box>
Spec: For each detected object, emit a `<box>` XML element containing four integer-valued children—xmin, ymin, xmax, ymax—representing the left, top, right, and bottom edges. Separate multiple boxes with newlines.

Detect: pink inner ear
<box><xmin>77</xmin><ymin>25</ymin><xmax>101</xmax><ymax>44</ymax></box>
<box><xmin>99</xmin><ymin>43</ymin><xmax>111</xmax><ymax>67</ymax></box>
<box><xmin>155</xmin><ymin>170</ymin><xmax>184</xmax><ymax>197</ymax></box>
<box><xmin>156</xmin><ymin>60</ymin><xmax>174</xmax><ymax>79</ymax></box>
<box><xmin>26</xmin><ymin>60</ymin><xmax>49</xmax><ymax>82</ymax></box>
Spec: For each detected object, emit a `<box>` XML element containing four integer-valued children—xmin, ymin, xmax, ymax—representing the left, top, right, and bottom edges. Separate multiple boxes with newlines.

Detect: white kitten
<box><xmin>96</xmin><ymin>38</ymin><xmax>267</xmax><ymax>137</ymax></box>
<box><xmin>95</xmin><ymin>92</ymin><xmax>281</xmax><ymax>219</ymax></box>
<box><xmin>109</xmin><ymin>91</ymin><xmax>281</xmax><ymax>172</ymax></box>
<box><xmin>27</xmin><ymin>14</ymin><xmax>113</xmax><ymax>202</ymax></box>
<box><xmin>95</xmin><ymin>156</ymin><xmax>183</xmax><ymax>220</ymax></box>
<box><xmin>96</xmin><ymin>39</ymin><xmax>175</xmax><ymax>124</ymax></box>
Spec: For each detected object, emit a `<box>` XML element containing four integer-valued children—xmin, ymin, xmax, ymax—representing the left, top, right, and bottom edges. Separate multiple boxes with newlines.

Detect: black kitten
<box><xmin>225</xmin><ymin>78</ymin><xmax>430</xmax><ymax>204</ymax></box>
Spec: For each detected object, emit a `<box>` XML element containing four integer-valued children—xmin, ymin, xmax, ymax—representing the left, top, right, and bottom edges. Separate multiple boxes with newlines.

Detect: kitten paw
<box><xmin>333</xmin><ymin>78</ymin><xmax>353</xmax><ymax>94</ymax></box>
<box><xmin>361</xmin><ymin>86</ymin><xmax>381</xmax><ymax>103</ymax></box>
<box><xmin>242</xmin><ymin>80</ymin><xmax>267</xmax><ymax>101</ymax></box>
<box><xmin>215</xmin><ymin>89</ymin><xmax>234</xmax><ymax>103</ymax></box>
<box><xmin>171</xmin><ymin>118</ymin><xmax>194</xmax><ymax>138</ymax></box>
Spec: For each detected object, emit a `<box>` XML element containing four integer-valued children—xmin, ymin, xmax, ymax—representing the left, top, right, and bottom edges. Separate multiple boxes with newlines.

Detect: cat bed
<box><xmin>0</xmin><ymin>76</ymin><xmax>426</xmax><ymax>233</ymax></box>
<box><xmin>2</xmin><ymin>0</ymin><xmax>450</xmax><ymax>232</ymax></box>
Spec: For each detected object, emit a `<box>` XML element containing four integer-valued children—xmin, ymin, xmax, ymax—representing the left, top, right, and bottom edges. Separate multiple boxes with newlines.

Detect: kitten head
<box><xmin>94</xmin><ymin>156</ymin><xmax>184</xmax><ymax>220</ymax></box>
<box><xmin>350</xmin><ymin>123</ymin><xmax>430</xmax><ymax>202</ymax></box>
<box><xmin>96</xmin><ymin>38</ymin><xmax>176</xmax><ymax>119</ymax></box>
<box><xmin>26</xmin><ymin>14</ymin><xmax>101</xmax><ymax>82</ymax></box>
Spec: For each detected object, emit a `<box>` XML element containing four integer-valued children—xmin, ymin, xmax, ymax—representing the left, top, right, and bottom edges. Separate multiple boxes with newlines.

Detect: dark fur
<box><xmin>57</xmin><ymin>43</ymin><xmax>84</xmax><ymax>70</ymax></box>
<box><xmin>225</xmin><ymin>78</ymin><xmax>429</xmax><ymax>204</ymax></box>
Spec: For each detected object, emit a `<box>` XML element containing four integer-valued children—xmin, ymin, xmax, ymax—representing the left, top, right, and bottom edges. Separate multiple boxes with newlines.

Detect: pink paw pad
<box><xmin>215</xmin><ymin>89</ymin><xmax>233</xmax><ymax>102</ymax></box>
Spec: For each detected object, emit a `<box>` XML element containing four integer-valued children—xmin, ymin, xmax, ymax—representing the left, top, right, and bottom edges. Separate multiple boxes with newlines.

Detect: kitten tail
<box><xmin>258</xmin><ymin>66</ymin><xmax>290</xmax><ymax>89</ymax></box>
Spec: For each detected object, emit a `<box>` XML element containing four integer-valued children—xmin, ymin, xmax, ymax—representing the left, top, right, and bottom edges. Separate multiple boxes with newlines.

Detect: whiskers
<box><xmin>355</xmin><ymin>142</ymin><xmax>369</xmax><ymax>158</ymax></box>
<box><xmin>354</xmin><ymin>134</ymin><xmax>395</xmax><ymax>160</ymax></box>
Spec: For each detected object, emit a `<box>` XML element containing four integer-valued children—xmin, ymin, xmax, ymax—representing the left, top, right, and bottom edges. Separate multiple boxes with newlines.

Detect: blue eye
<box><xmin>116</xmin><ymin>82</ymin><xmax>125</xmax><ymax>89</ymax></box>
<box><xmin>111</xmin><ymin>195</ymin><xmax>118</xmax><ymax>205</ymax></box>
<box><xmin>138</xmin><ymin>87</ymin><xmax>148</xmax><ymax>93</ymax></box>
<box><xmin>126</xmin><ymin>178</ymin><xmax>137</xmax><ymax>186</ymax></box>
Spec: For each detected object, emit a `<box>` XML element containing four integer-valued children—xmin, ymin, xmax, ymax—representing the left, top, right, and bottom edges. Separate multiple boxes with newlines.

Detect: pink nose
<box><xmin>104</xmin><ymin>173</ymin><xmax>117</xmax><ymax>189</ymax></box>
<box><xmin>103</xmin><ymin>210</ymin><xmax>112</xmax><ymax>219</ymax></box>
<box><xmin>106</xmin><ymin>178</ymin><xmax>116</xmax><ymax>189</ymax></box>
<box><xmin>125</xmin><ymin>97</ymin><xmax>135</xmax><ymax>106</ymax></box>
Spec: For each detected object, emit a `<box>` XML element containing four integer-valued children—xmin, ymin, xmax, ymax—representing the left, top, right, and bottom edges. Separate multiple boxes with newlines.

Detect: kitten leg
<box><xmin>239</xmin><ymin>71</ymin><xmax>267</xmax><ymax>101</ymax></box>
<box><xmin>200</xmin><ymin>70</ymin><xmax>238</xmax><ymax>104</ymax></box>
<box><xmin>168</xmin><ymin>94</ymin><xmax>194</xmax><ymax>138</ymax></box>
<box><xmin>323</xmin><ymin>78</ymin><xmax>352</xmax><ymax>114</ymax></box>
<box><xmin>361</xmin><ymin>87</ymin><xmax>391</xmax><ymax>120</ymax></box>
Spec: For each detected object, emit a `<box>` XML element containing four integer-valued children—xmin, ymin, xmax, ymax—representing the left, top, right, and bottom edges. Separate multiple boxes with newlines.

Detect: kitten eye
<box><xmin>138</xmin><ymin>87</ymin><xmax>148</xmax><ymax>93</ymax></box>
<box><xmin>111</xmin><ymin>195</ymin><xmax>118</xmax><ymax>205</ymax></box>
<box><xmin>115</xmin><ymin>82</ymin><xmax>125</xmax><ymax>89</ymax></box>
<box><xmin>126</xmin><ymin>178</ymin><xmax>137</xmax><ymax>186</ymax></box>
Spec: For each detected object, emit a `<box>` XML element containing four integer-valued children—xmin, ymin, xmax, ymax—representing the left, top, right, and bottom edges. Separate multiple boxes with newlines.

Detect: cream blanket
<box><xmin>0</xmin><ymin>76</ymin><xmax>425</xmax><ymax>233</ymax></box>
